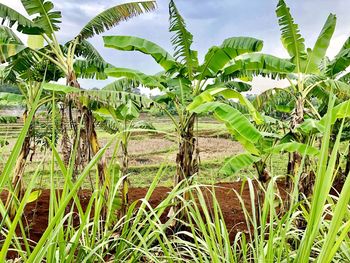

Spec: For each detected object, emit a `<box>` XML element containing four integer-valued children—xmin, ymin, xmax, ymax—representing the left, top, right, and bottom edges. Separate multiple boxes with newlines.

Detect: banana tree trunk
<box><xmin>291</xmin><ymin>96</ymin><xmax>304</xmax><ymax>172</ymax></box>
<box><xmin>6</xmin><ymin>111</ymin><xmax>31</xmax><ymax>217</ymax></box>
<box><xmin>175</xmin><ymin>114</ymin><xmax>199</xmax><ymax>185</ymax></box>
<box><xmin>84</xmin><ymin>107</ymin><xmax>108</xmax><ymax>188</ymax></box>
<box><xmin>284</xmin><ymin>96</ymin><xmax>305</xmax><ymax>210</ymax></box>
<box><xmin>169</xmin><ymin>113</ymin><xmax>199</xmax><ymax>222</ymax></box>
<box><xmin>288</xmin><ymin>96</ymin><xmax>316</xmax><ymax>204</ymax></box>
<box><xmin>64</xmin><ymin>71</ymin><xmax>108</xmax><ymax>190</ymax></box>
<box><xmin>287</xmin><ymin>96</ymin><xmax>304</xmax><ymax>185</ymax></box>
<box><xmin>254</xmin><ymin>160</ymin><xmax>270</xmax><ymax>184</ymax></box>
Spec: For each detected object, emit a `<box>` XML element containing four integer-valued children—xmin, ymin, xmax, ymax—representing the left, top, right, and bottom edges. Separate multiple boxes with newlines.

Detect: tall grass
<box><xmin>1</xmin><ymin>94</ymin><xmax>350</xmax><ymax>262</ymax></box>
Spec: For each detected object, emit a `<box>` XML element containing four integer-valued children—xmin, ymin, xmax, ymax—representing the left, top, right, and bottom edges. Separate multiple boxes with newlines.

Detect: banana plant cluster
<box><xmin>193</xmin><ymin>0</ymin><xmax>350</xmax><ymax>202</ymax></box>
<box><xmin>247</xmin><ymin>0</ymin><xmax>350</xmax><ymax>199</ymax></box>
<box><xmin>0</xmin><ymin>0</ymin><xmax>157</xmax><ymax>212</ymax></box>
<box><xmin>103</xmin><ymin>0</ymin><xmax>295</xmax><ymax>194</ymax></box>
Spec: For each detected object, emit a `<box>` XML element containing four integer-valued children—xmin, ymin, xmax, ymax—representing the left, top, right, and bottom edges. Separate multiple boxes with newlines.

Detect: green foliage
<box><xmin>73</xmin><ymin>59</ymin><xmax>110</xmax><ymax>80</ymax></box>
<box><xmin>190</xmin><ymin>102</ymin><xmax>262</xmax><ymax>148</ymax></box>
<box><xmin>105</xmin><ymin>67</ymin><xmax>164</xmax><ymax>89</ymax></box>
<box><xmin>26</xmin><ymin>190</ymin><xmax>42</xmax><ymax>203</ymax></box>
<box><xmin>104</xmin><ymin>35</ymin><xmax>177</xmax><ymax>71</ymax></box>
<box><xmin>326</xmin><ymin>36</ymin><xmax>350</xmax><ymax>76</ymax></box>
<box><xmin>169</xmin><ymin>0</ymin><xmax>198</xmax><ymax>78</ymax></box>
<box><xmin>0</xmin><ymin>115</ymin><xmax>17</xmax><ymax>123</ymax></box>
<box><xmin>276</xmin><ymin>0</ymin><xmax>307</xmax><ymax>71</ymax></box>
<box><xmin>265</xmin><ymin>141</ymin><xmax>320</xmax><ymax>156</ymax></box>
<box><xmin>42</xmin><ymin>82</ymin><xmax>80</xmax><ymax>94</ymax></box>
<box><xmin>222</xmin><ymin>53</ymin><xmax>295</xmax><ymax>80</ymax></box>
<box><xmin>0</xmin><ymin>92</ymin><xmax>24</xmax><ymax>105</ymax></box>
<box><xmin>306</xmin><ymin>14</ymin><xmax>336</xmax><ymax>73</ymax></box>
<box><xmin>21</xmin><ymin>0</ymin><xmax>62</xmax><ymax>34</ymax></box>
<box><xmin>220</xmin><ymin>153</ymin><xmax>261</xmax><ymax>176</ymax></box>
<box><xmin>69</xmin><ymin>40</ymin><xmax>111</xmax><ymax>80</ymax></box>
<box><xmin>0</xmin><ymin>26</ymin><xmax>25</xmax><ymax>63</ymax></box>
<box><xmin>0</xmin><ymin>4</ymin><xmax>42</xmax><ymax>34</ymax></box>
<box><xmin>77</xmin><ymin>1</ymin><xmax>157</xmax><ymax>40</ymax></box>
<box><xmin>188</xmin><ymin>87</ymin><xmax>263</xmax><ymax>123</ymax></box>
<box><xmin>201</xmin><ymin>37</ymin><xmax>263</xmax><ymax>77</ymax></box>
<box><xmin>86</xmin><ymin>89</ymin><xmax>153</xmax><ymax>110</ymax></box>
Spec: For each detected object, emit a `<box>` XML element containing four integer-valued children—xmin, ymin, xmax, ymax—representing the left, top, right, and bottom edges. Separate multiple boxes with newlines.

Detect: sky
<box><xmin>1</xmin><ymin>0</ymin><xmax>350</xmax><ymax>95</ymax></box>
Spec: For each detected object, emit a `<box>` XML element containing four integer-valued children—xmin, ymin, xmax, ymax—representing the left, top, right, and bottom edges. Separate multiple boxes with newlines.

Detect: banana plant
<box><xmin>188</xmin><ymin>89</ymin><xmax>320</xmax><ymax>186</ymax></box>
<box><xmin>0</xmin><ymin>0</ymin><xmax>157</xmax><ymax>191</ymax></box>
<box><xmin>89</xmin><ymin>79</ymin><xmax>153</xmax><ymax>216</ymax></box>
<box><xmin>0</xmin><ymin>33</ymin><xmax>56</xmax><ymax>216</ymax></box>
<box><xmin>253</xmin><ymin>0</ymin><xmax>350</xmax><ymax>196</ymax></box>
<box><xmin>319</xmin><ymin>38</ymin><xmax>350</xmax><ymax>178</ymax></box>
<box><xmin>103</xmin><ymin>0</ymin><xmax>295</xmax><ymax>194</ymax></box>
<box><xmin>0</xmin><ymin>25</ymin><xmax>25</xmax><ymax>63</ymax></box>
<box><xmin>41</xmin><ymin>78</ymin><xmax>153</xmax><ymax>217</ymax></box>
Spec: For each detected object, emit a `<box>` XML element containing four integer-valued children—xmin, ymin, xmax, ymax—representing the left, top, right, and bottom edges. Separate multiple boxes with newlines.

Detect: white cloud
<box><xmin>79</xmin><ymin>4</ymin><xmax>105</xmax><ymax>17</ymax></box>
<box><xmin>249</xmin><ymin>77</ymin><xmax>290</xmax><ymax>95</ymax></box>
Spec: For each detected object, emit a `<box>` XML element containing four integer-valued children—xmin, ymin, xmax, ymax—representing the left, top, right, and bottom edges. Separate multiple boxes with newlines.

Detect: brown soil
<box><xmin>0</xmin><ymin>181</ymin><xmax>288</xmax><ymax>259</ymax></box>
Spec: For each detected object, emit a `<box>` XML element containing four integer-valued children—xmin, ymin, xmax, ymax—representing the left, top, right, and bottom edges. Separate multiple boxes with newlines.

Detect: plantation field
<box><xmin>2</xmin><ymin>0</ymin><xmax>350</xmax><ymax>261</ymax></box>
<box><xmin>0</xmin><ymin>115</ymin><xmax>289</xmax><ymax>188</ymax></box>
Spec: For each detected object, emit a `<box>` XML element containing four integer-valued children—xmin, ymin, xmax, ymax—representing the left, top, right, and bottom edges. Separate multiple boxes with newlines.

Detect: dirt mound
<box><xmin>0</xmin><ymin>181</ymin><xmax>287</xmax><ymax>259</ymax></box>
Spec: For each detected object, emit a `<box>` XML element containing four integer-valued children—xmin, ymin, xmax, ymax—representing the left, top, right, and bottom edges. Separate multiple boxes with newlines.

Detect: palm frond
<box><xmin>305</xmin><ymin>14</ymin><xmax>336</xmax><ymax>73</ymax></box>
<box><xmin>105</xmin><ymin>67</ymin><xmax>165</xmax><ymax>89</ymax></box>
<box><xmin>253</xmin><ymin>87</ymin><xmax>295</xmax><ymax>116</ymax></box>
<box><xmin>63</xmin><ymin>39</ymin><xmax>109</xmax><ymax>80</ymax></box>
<box><xmin>86</xmin><ymin>89</ymin><xmax>153</xmax><ymax>109</ymax></box>
<box><xmin>72</xmin><ymin>40</ymin><xmax>104</xmax><ymax>61</ymax></box>
<box><xmin>0</xmin><ymin>4</ymin><xmax>42</xmax><ymax>34</ymax></box>
<box><xmin>200</xmin><ymin>37</ymin><xmax>263</xmax><ymax>78</ymax></box>
<box><xmin>169</xmin><ymin>0</ymin><xmax>198</xmax><ymax>78</ymax></box>
<box><xmin>92</xmin><ymin>80</ymin><xmax>151</xmax><ymax>122</ymax></box>
<box><xmin>73</xmin><ymin>59</ymin><xmax>110</xmax><ymax>80</ymax></box>
<box><xmin>276</xmin><ymin>0</ymin><xmax>307</xmax><ymax>72</ymax></box>
<box><xmin>94</xmin><ymin>114</ymin><xmax>120</xmax><ymax>134</ymax></box>
<box><xmin>222</xmin><ymin>53</ymin><xmax>296</xmax><ymax>80</ymax></box>
<box><xmin>103</xmin><ymin>78</ymin><xmax>139</xmax><ymax>92</ymax></box>
<box><xmin>326</xmin><ymin>37</ymin><xmax>350</xmax><ymax>77</ymax></box>
<box><xmin>0</xmin><ymin>26</ymin><xmax>25</xmax><ymax>63</ymax></box>
<box><xmin>21</xmin><ymin>0</ymin><xmax>61</xmax><ymax>34</ymax></box>
<box><xmin>103</xmin><ymin>35</ymin><xmax>177</xmax><ymax>71</ymax></box>
<box><xmin>207</xmin><ymin>80</ymin><xmax>252</xmax><ymax>93</ymax></box>
<box><xmin>338</xmin><ymin>72</ymin><xmax>350</xmax><ymax>84</ymax></box>
<box><xmin>5</xmin><ymin>46</ymin><xmax>63</xmax><ymax>82</ymax></box>
<box><xmin>133</xmin><ymin>120</ymin><xmax>155</xmax><ymax>130</ymax></box>
<box><xmin>77</xmin><ymin>1</ymin><xmax>156</xmax><ymax>40</ymax></box>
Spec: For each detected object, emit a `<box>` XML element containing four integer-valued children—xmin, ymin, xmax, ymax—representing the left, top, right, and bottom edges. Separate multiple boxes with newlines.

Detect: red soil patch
<box><xmin>1</xmin><ymin>181</ymin><xmax>287</xmax><ymax>259</ymax></box>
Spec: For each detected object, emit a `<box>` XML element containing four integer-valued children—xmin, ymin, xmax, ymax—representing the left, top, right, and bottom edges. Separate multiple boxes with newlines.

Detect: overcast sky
<box><xmin>1</xmin><ymin>0</ymin><xmax>350</xmax><ymax>94</ymax></box>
